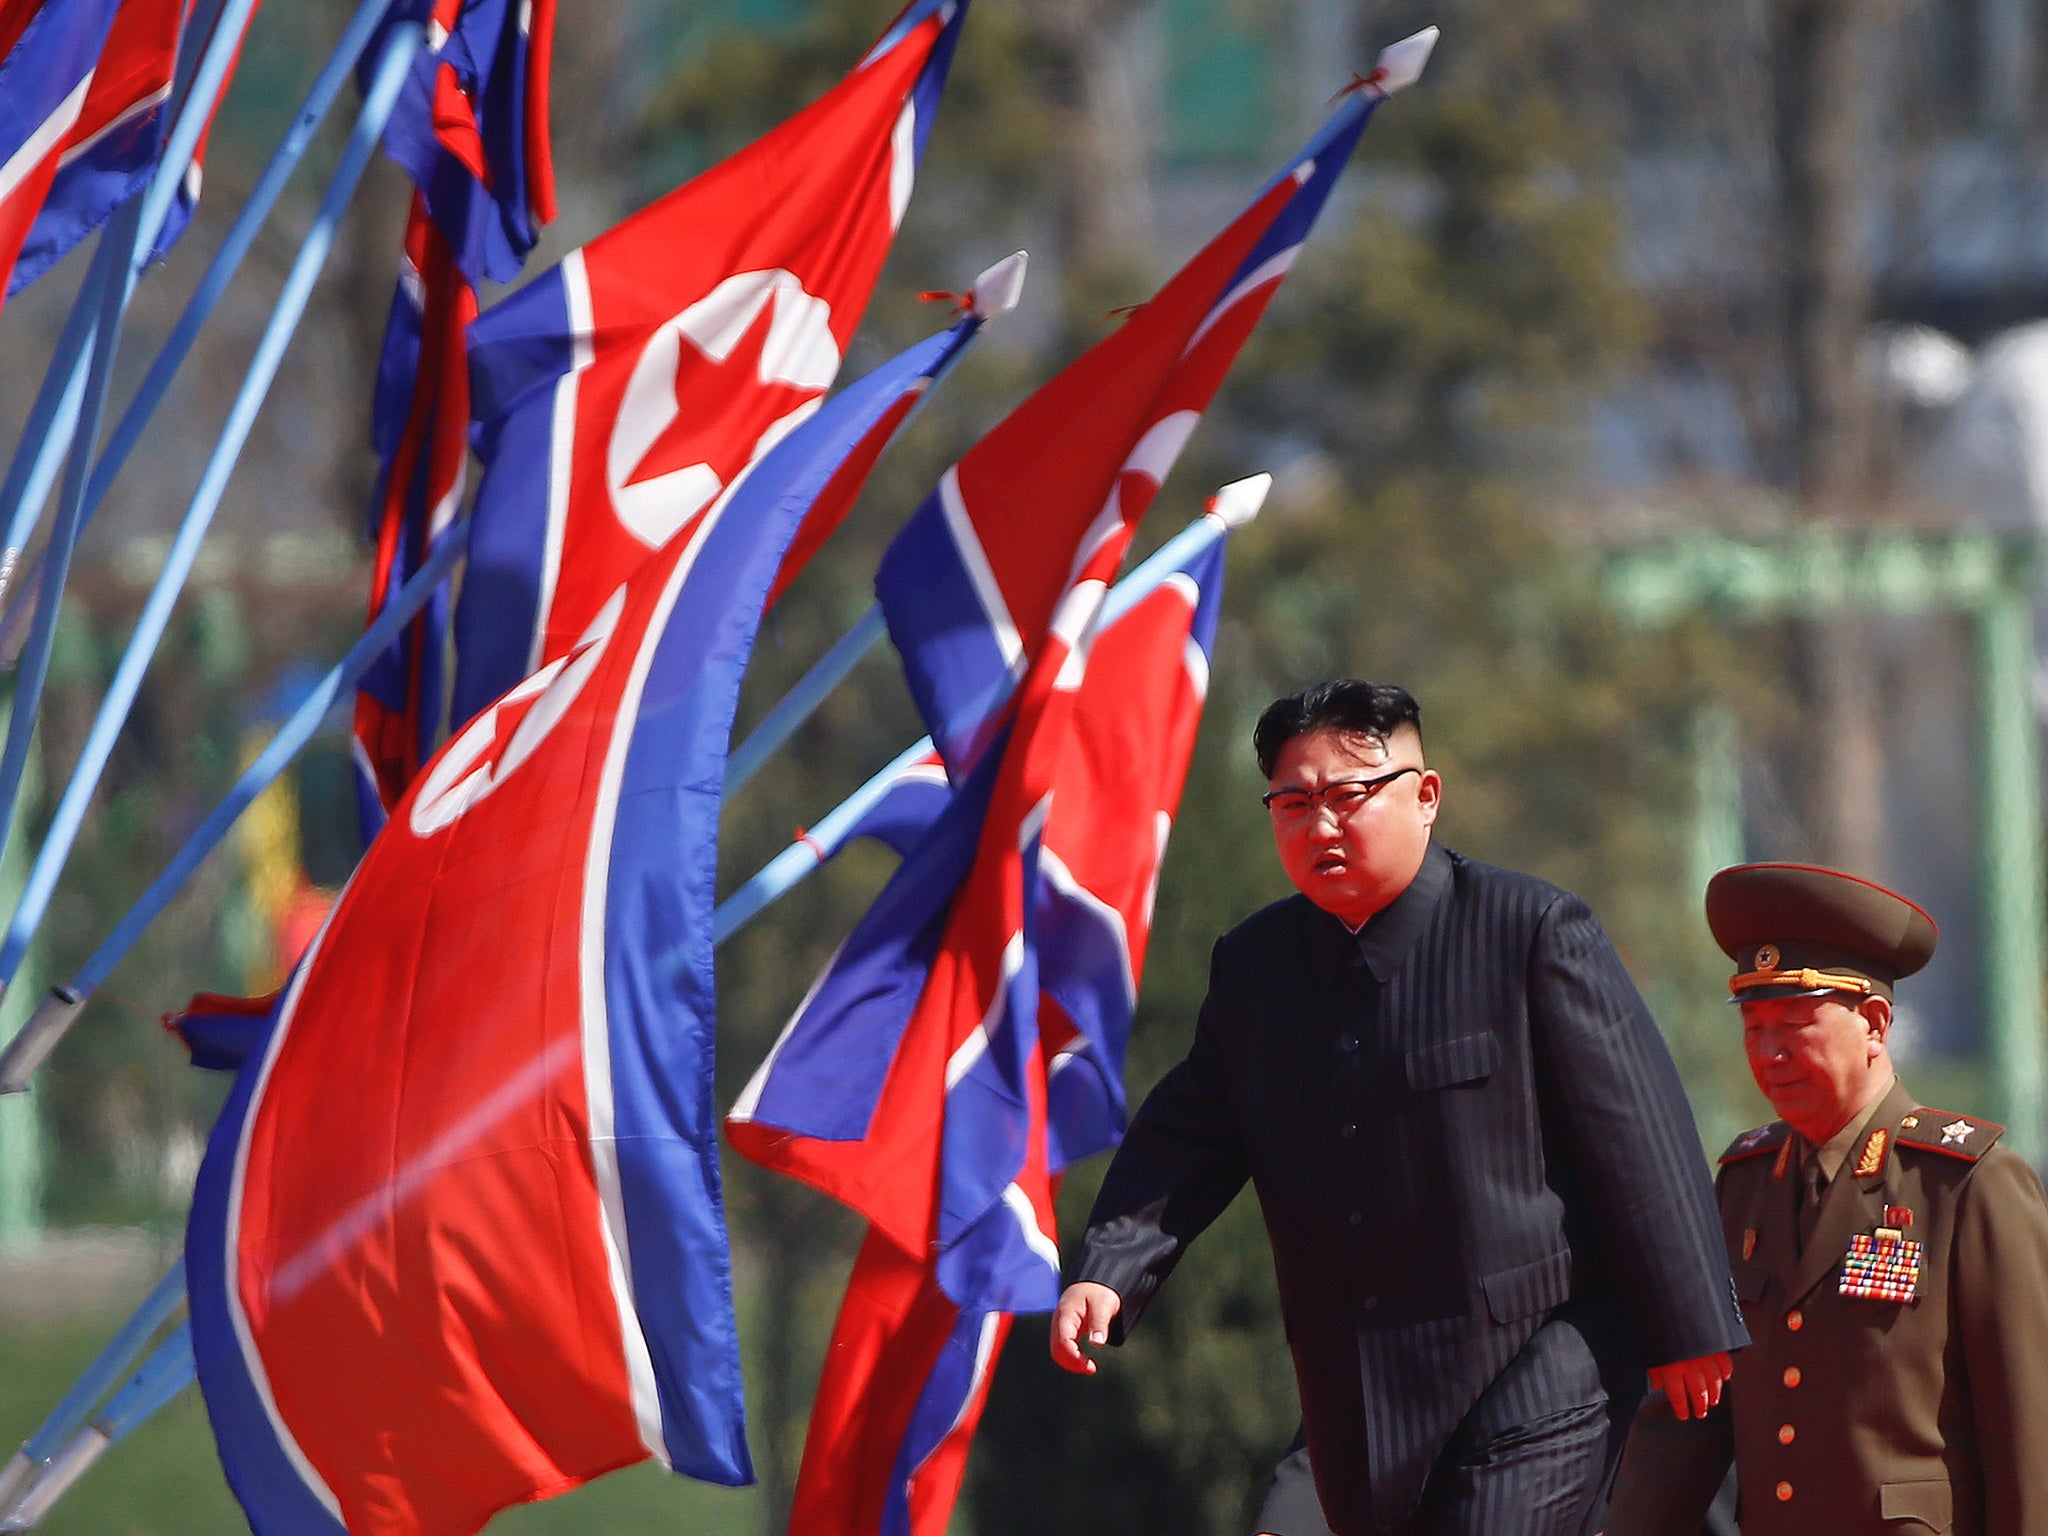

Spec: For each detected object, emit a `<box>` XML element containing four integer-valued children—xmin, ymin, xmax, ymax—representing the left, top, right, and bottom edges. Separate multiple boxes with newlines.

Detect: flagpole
<box><xmin>0</xmin><ymin>194</ymin><xmax>150</xmax><ymax>892</ymax></box>
<box><xmin>722</xmin><ymin>250</ymin><xmax>1030</xmax><ymax>795</ymax></box>
<box><xmin>0</xmin><ymin>514</ymin><xmax>466</xmax><ymax>1092</ymax></box>
<box><xmin>0</xmin><ymin>0</ymin><xmax>288</xmax><ymax>613</ymax></box>
<box><xmin>0</xmin><ymin>0</ymin><xmax>386</xmax><ymax>875</ymax></box>
<box><xmin>82</xmin><ymin>0</ymin><xmax>409</xmax><ymax>548</ymax></box>
<box><xmin>0</xmin><ymin>21</ymin><xmax>427</xmax><ymax>1002</ymax></box>
<box><xmin>0</xmin><ymin>1264</ymin><xmax>184</xmax><ymax>1516</ymax></box>
<box><xmin>0</xmin><ymin>1324</ymin><xmax>194</xmax><ymax>1530</ymax></box>
<box><xmin>716</xmin><ymin>475</ymin><xmax>1270</xmax><ymax>941</ymax></box>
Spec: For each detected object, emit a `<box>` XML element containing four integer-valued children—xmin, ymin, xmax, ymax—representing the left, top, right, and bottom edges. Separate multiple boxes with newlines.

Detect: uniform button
<box><xmin>1339</xmin><ymin>1123</ymin><xmax>1358</xmax><ymax>1139</ymax></box>
<box><xmin>1782</xmin><ymin>1366</ymin><xmax>1801</xmax><ymax>1388</ymax></box>
<box><xmin>1786</xmin><ymin>1309</ymin><xmax>1804</xmax><ymax>1331</ymax></box>
<box><xmin>1338</xmin><ymin>1033</ymin><xmax>1360</xmax><ymax>1053</ymax></box>
<box><xmin>1347</xmin><ymin>1210</ymin><xmax>1363</xmax><ymax>1227</ymax></box>
<box><xmin>1778</xmin><ymin>1423</ymin><xmax>1795</xmax><ymax>1445</ymax></box>
<box><xmin>1776</xmin><ymin>1481</ymin><xmax>1793</xmax><ymax>1502</ymax></box>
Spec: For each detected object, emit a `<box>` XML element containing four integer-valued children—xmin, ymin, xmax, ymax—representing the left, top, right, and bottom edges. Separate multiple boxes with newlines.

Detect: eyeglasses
<box><xmin>1261</xmin><ymin>767</ymin><xmax>1421</xmax><ymax>822</ymax></box>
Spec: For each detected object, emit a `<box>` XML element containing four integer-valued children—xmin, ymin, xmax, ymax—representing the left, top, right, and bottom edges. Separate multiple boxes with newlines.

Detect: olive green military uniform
<box><xmin>1605</xmin><ymin>1077</ymin><xmax>2048</xmax><ymax>1535</ymax></box>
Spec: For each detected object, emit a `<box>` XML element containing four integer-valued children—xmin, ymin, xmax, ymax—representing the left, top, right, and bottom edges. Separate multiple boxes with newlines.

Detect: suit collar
<box><xmin>1786</xmin><ymin>1077</ymin><xmax>1918</xmax><ymax>1303</ymax></box>
<box><xmin>1350</xmin><ymin>842</ymin><xmax>1453</xmax><ymax>983</ymax></box>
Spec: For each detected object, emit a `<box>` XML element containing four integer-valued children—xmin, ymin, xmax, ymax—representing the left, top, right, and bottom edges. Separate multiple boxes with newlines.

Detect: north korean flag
<box><xmin>452</xmin><ymin>0</ymin><xmax>969</xmax><ymax>730</ymax></box>
<box><xmin>0</xmin><ymin>0</ymin><xmax>124</xmax><ymax>307</ymax></box>
<box><xmin>1</xmin><ymin>0</ymin><xmax>255</xmax><ymax>304</ymax></box>
<box><xmin>875</xmin><ymin>27</ymin><xmax>1435</xmax><ymax>777</ymax></box>
<box><xmin>379</xmin><ymin>0</ymin><xmax>555</xmax><ymax>287</ymax></box>
<box><xmin>182</xmin><ymin>316</ymin><xmax>979</xmax><ymax>1536</ymax></box>
<box><xmin>731</xmin><ymin>527</ymin><xmax>1235</xmax><ymax>1536</ymax></box>
<box><xmin>351</xmin><ymin>194</ymin><xmax>477</xmax><ymax>835</ymax></box>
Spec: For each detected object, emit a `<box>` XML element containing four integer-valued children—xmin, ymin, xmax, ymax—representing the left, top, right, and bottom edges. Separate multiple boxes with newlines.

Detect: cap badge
<box><xmin>1941</xmin><ymin>1119</ymin><xmax>1975</xmax><ymax>1147</ymax></box>
<box><xmin>1754</xmin><ymin>943</ymin><xmax>1781</xmax><ymax>972</ymax></box>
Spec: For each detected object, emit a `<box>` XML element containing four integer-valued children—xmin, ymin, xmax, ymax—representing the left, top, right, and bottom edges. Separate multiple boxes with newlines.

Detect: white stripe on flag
<box><xmin>944</xmin><ymin>931</ymin><xmax>1026</xmax><ymax>1092</ymax></box>
<box><xmin>0</xmin><ymin>71</ymin><xmax>95</xmax><ymax>207</ymax></box>
<box><xmin>533</xmin><ymin>250</ymin><xmax>597</xmax><ymax>674</ymax></box>
<box><xmin>54</xmin><ymin>84</ymin><xmax>170</xmax><ymax>169</ymax></box>
<box><xmin>579</xmin><ymin>481</ymin><xmax>734</xmax><ymax>1465</ymax></box>
<box><xmin>1038</xmin><ymin>846</ymin><xmax>1136</xmax><ymax>1008</ymax></box>
<box><xmin>1184</xmin><ymin>248</ymin><xmax>1299</xmax><ymax>358</ymax></box>
<box><xmin>936</xmin><ymin>466</ymin><xmax>1025</xmax><ymax>678</ymax></box>
<box><xmin>999</xmin><ymin>1181</ymin><xmax>1062</xmax><ymax>1273</ymax></box>
<box><xmin>912</xmin><ymin>1310</ymin><xmax>1006</xmax><ymax>1478</ymax></box>
<box><xmin>225</xmin><ymin>884</ymin><xmax>355</xmax><ymax>1524</ymax></box>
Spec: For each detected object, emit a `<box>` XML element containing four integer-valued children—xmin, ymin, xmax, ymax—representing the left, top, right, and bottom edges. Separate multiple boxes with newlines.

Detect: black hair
<box><xmin>1253</xmin><ymin>681</ymin><xmax>1423</xmax><ymax>779</ymax></box>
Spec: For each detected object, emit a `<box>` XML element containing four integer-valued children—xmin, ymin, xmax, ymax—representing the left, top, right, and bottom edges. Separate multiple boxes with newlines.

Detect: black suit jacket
<box><xmin>1076</xmin><ymin>845</ymin><xmax>1747</xmax><ymax>1533</ymax></box>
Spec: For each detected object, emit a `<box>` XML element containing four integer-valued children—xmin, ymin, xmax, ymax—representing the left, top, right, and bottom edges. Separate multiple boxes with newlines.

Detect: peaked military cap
<box><xmin>1705</xmin><ymin>862</ymin><xmax>1938</xmax><ymax>1002</ymax></box>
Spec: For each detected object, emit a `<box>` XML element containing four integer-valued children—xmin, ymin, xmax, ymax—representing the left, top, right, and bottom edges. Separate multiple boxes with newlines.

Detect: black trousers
<box><xmin>1254</xmin><ymin>1317</ymin><xmax>1616</xmax><ymax>1536</ymax></box>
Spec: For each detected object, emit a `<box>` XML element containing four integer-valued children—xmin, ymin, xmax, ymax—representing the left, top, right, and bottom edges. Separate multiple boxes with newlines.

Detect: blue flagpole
<box><xmin>728</xmin><ymin>595</ymin><xmax>887</xmax><ymax>795</ymax></box>
<box><xmin>0</xmin><ymin>512</ymin><xmax>465</xmax><ymax>1092</ymax></box>
<box><xmin>717</xmin><ymin>477</ymin><xmax>1271</xmax><ymax>937</ymax></box>
<box><xmin>0</xmin><ymin>196</ymin><xmax>151</xmax><ymax>897</ymax></box>
<box><xmin>0</xmin><ymin>1324</ymin><xmax>194</xmax><ymax>1530</ymax></box>
<box><xmin>0</xmin><ymin>1263</ymin><xmax>184</xmax><ymax>1517</ymax></box>
<box><xmin>0</xmin><ymin>21</ymin><xmax>427</xmax><ymax>999</ymax></box>
<box><xmin>0</xmin><ymin>0</ymin><xmax>348</xmax><ymax>869</ymax></box>
<box><xmin>83</xmin><ymin>0</ymin><xmax>405</xmax><ymax>538</ymax></box>
<box><xmin>0</xmin><ymin>0</ymin><xmax>280</xmax><ymax>613</ymax></box>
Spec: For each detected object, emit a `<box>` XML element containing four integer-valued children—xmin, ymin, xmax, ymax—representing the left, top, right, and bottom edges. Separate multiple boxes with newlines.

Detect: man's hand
<box><xmin>1646</xmin><ymin>1351</ymin><xmax>1733</xmax><ymax>1421</ymax></box>
<box><xmin>1049</xmin><ymin>1282</ymin><xmax>1122</xmax><ymax>1375</ymax></box>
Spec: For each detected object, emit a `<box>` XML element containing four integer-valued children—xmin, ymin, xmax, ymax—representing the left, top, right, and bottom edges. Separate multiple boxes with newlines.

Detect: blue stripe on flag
<box><xmin>601</xmin><ymin>321</ymin><xmax>970</xmax><ymax>1481</ymax></box>
<box><xmin>745</xmin><ymin>738</ymin><xmax>1003</xmax><ymax>1141</ymax></box>
<box><xmin>185</xmin><ymin>999</ymin><xmax>351</xmax><ymax>1536</ymax></box>
<box><xmin>455</xmin><ymin>264</ymin><xmax>576</xmax><ymax>726</ymax></box>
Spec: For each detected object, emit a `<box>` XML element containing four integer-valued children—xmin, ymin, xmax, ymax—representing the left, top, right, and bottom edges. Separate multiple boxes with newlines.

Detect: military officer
<box><xmin>1605</xmin><ymin>862</ymin><xmax>2048</xmax><ymax>1536</ymax></box>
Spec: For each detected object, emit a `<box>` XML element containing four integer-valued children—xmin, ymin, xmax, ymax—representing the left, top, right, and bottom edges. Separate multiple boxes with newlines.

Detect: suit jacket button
<box><xmin>1786</xmin><ymin>1309</ymin><xmax>1804</xmax><ymax>1331</ymax></box>
<box><xmin>1347</xmin><ymin>1210</ymin><xmax>1363</xmax><ymax>1227</ymax></box>
<box><xmin>1778</xmin><ymin>1423</ymin><xmax>1795</xmax><ymax>1445</ymax></box>
<box><xmin>1782</xmin><ymin>1366</ymin><xmax>1801</xmax><ymax>1388</ymax></box>
<box><xmin>1338</xmin><ymin>1033</ymin><xmax>1359</xmax><ymax>1053</ymax></box>
<box><xmin>1775</xmin><ymin>1481</ymin><xmax>1793</xmax><ymax>1502</ymax></box>
<box><xmin>1360</xmin><ymin>1297</ymin><xmax>1377</xmax><ymax>1311</ymax></box>
<box><xmin>1339</xmin><ymin>1123</ymin><xmax>1358</xmax><ymax>1139</ymax></box>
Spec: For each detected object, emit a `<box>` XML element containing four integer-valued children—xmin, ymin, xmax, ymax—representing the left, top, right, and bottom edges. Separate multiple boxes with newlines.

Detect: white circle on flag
<box><xmin>607</xmin><ymin>269</ymin><xmax>840</xmax><ymax>549</ymax></box>
<box><xmin>408</xmin><ymin>586</ymin><xmax>628</xmax><ymax>838</ymax></box>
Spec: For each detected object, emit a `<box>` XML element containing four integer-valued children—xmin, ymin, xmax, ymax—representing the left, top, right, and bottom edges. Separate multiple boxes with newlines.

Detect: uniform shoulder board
<box><xmin>1895</xmin><ymin>1107</ymin><xmax>2005</xmax><ymax>1162</ymax></box>
<box><xmin>1720</xmin><ymin>1121</ymin><xmax>1790</xmax><ymax>1163</ymax></box>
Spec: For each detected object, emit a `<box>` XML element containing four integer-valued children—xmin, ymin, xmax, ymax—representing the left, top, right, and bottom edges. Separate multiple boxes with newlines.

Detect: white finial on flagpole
<box><xmin>1208</xmin><ymin>473</ymin><xmax>1273</xmax><ymax>530</ymax></box>
<box><xmin>969</xmin><ymin>252</ymin><xmax>1029</xmax><ymax>318</ymax></box>
<box><xmin>1369</xmin><ymin>26</ymin><xmax>1439</xmax><ymax>97</ymax></box>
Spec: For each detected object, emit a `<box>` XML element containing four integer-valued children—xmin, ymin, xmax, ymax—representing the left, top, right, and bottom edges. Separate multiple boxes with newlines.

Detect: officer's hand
<box><xmin>1647</xmin><ymin>1351</ymin><xmax>1733</xmax><ymax>1421</ymax></box>
<box><xmin>1050</xmin><ymin>1282</ymin><xmax>1122</xmax><ymax>1375</ymax></box>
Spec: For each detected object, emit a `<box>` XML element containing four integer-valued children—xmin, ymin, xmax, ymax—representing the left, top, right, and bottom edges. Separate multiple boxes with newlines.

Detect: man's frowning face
<box><xmin>1264</xmin><ymin>727</ymin><xmax>1439</xmax><ymax>928</ymax></box>
<box><xmin>1739</xmin><ymin>991</ymin><xmax>1891</xmax><ymax>1140</ymax></box>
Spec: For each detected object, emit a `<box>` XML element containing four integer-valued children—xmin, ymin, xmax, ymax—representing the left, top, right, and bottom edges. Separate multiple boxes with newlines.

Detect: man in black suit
<box><xmin>1050</xmin><ymin>681</ymin><xmax>1748</xmax><ymax>1536</ymax></box>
